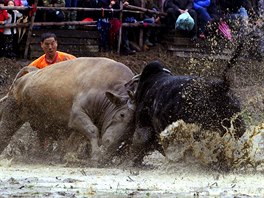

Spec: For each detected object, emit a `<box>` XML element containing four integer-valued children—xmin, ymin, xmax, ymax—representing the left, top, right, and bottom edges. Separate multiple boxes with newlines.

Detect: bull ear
<box><xmin>105</xmin><ymin>91</ymin><xmax>123</xmax><ymax>106</ymax></box>
<box><xmin>127</xmin><ymin>90</ymin><xmax>134</xmax><ymax>100</ymax></box>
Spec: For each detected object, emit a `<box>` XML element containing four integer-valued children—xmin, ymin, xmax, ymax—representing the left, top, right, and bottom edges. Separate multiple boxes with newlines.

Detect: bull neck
<box><xmin>45</xmin><ymin>52</ymin><xmax>58</xmax><ymax>65</ymax></box>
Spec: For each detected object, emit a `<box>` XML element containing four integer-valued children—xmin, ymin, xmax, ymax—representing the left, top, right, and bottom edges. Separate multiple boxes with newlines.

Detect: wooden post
<box><xmin>139</xmin><ymin>29</ymin><xmax>144</xmax><ymax>48</ymax></box>
<box><xmin>139</xmin><ymin>0</ymin><xmax>145</xmax><ymax>49</ymax></box>
<box><xmin>23</xmin><ymin>0</ymin><xmax>38</xmax><ymax>59</ymax></box>
<box><xmin>117</xmin><ymin>0</ymin><xmax>123</xmax><ymax>55</ymax></box>
<box><xmin>124</xmin><ymin>5</ymin><xmax>167</xmax><ymax>16</ymax></box>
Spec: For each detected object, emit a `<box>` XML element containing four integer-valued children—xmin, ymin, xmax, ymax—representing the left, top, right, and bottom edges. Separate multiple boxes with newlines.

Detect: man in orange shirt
<box><xmin>29</xmin><ymin>32</ymin><xmax>76</xmax><ymax>69</ymax></box>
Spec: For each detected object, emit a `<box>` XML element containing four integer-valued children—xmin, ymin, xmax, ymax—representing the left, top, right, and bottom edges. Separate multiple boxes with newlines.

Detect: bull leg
<box><xmin>130</xmin><ymin>127</ymin><xmax>155</xmax><ymax>166</ymax></box>
<box><xmin>68</xmin><ymin>105</ymin><xmax>101</xmax><ymax>162</ymax></box>
<box><xmin>0</xmin><ymin>98</ymin><xmax>23</xmax><ymax>154</ymax></box>
<box><xmin>63</xmin><ymin>131</ymin><xmax>91</xmax><ymax>164</ymax></box>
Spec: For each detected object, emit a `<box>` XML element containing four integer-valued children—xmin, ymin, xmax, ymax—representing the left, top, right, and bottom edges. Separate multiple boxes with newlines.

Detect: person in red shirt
<box><xmin>4</xmin><ymin>0</ymin><xmax>22</xmax><ymax>6</ymax></box>
<box><xmin>0</xmin><ymin>0</ymin><xmax>9</xmax><ymax>56</ymax></box>
<box><xmin>29</xmin><ymin>32</ymin><xmax>76</xmax><ymax>69</ymax></box>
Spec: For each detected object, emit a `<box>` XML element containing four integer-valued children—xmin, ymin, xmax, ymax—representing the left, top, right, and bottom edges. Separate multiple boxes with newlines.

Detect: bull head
<box><xmin>105</xmin><ymin>91</ymin><xmax>135</xmax><ymax>111</ymax></box>
<box><xmin>105</xmin><ymin>91</ymin><xmax>127</xmax><ymax>106</ymax></box>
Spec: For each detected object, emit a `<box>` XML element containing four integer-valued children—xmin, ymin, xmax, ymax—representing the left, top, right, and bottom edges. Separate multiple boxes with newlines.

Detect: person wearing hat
<box><xmin>29</xmin><ymin>32</ymin><xmax>76</xmax><ymax>69</ymax></box>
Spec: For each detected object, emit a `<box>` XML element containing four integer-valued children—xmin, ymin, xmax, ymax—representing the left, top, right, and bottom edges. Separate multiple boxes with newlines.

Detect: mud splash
<box><xmin>161</xmin><ymin>120</ymin><xmax>264</xmax><ymax>170</ymax></box>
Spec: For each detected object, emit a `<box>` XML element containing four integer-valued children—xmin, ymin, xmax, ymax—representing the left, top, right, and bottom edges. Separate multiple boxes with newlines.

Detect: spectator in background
<box><xmin>16</xmin><ymin>0</ymin><xmax>29</xmax><ymax>43</ymax></box>
<box><xmin>218</xmin><ymin>0</ymin><xmax>256</xmax><ymax>37</ymax></box>
<box><xmin>3</xmin><ymin>0</ymin><xmax>23</xmax><ymax>58</ymax></box>
<box><xmin>122</xmin><ymin>0</ymin><xmax>142</xmax><ymax>55</ymax></box>
<box><xmin>43</xmin><ymin>0</ymin><xmax>66</xmax><ymax>22</ymax></box>
<box><xmin>207</xmin><ymin>0</ymin><xmax>222</xmax><ymax>20</ymax></box>
<box><xmin>65</xmin><ymin>0</ymin><xmax>77</xmax><ymax>29</ymax></box>
<box><xmin>96</xmin><ymin>0</ymin><xmax>121</xmax><ymax>51</ymax></box>
<box><xmin>218</xmin><ymin>0</ymin><xmax>256</xmax><ymax>23</ymax></box>
<box><xmin>163</xmin><ymin>0</ymin><xmax>198</xmax><ymax>40</ymax></box>
<box><xmin>29</xmin><ymin>32</ymin><xmax>76</xmax><ymax>69</ymax></box>
<box><xmin>77</xmin><ymin>0</ymin><xmax>99</xmax><ymax>21</ymax></box>
<box><xmin>144</xmin><ymin>0</ymin><xmax>161</xmax><ymax>47</ymax></box>
<box><xmin>193</xmin><ymin>0</ymin><xmax>212</xmax><ymax>39</ymax></box>
<box><xmin>20</xmin><ymin>0</ymin><xmax>27</xmax><ymax>6</ymax></box>
<box><xmin>0</xmin><ymin>0</ymin><xmax>8</xmax><ymax>56</ymax></box>
<box><xmin>205</xmin><ymin>0</ymin><xmax>233</xmax><ymax>41</ymax></box>
<box><xmin>98</xmin><ymin>0</ymin><xmax>117</xmax><ymax>9</ymax></box>
<box><xmin>9</xmin><ymin>0</ymin><xmax>22</xmax><ymax>6</ymax></box>
<box><xmin>98</xmin><ymin>0</ymin><xmax>120</xmax><ymax>18</ymax></box>
<box><xmin>27</xmin><ymin>0</ymin><xmax>45</xmax><ymax>23</ymax></box>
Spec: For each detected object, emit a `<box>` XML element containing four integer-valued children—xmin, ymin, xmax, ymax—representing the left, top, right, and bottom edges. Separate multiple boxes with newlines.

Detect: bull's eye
<box><xmin>120</xmin><ymin>113</ymin><xmax>125</xmax><ymax>118</ymax></box>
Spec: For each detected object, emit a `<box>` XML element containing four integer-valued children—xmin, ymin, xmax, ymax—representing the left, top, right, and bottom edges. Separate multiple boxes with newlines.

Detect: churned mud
<box><xmin>1</xmin><ymin>154</ymin><xmax>264</xmax><ymax>197</ymax></box>
<box><xmin>1</xmin><ymin>41</ymin><xmax>264</xmax><ymax>197</ymax></box>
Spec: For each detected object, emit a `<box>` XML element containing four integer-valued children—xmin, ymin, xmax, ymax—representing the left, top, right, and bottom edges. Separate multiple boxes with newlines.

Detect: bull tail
<box><xmin>222</xmin><ymin>40</ymin><xmax>244</xmax><ymax>86</ymax></box>
<box><xmin>1</xmin><ymin>66</ymin><xmax>38</xmax><ymax>101</ymax></box>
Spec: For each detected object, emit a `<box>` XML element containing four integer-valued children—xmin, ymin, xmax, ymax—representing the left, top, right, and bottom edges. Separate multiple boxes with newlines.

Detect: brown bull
<box><xmin>0</xmin><ymin>57</ymin><xmax>135</xmax><ymax>164</ymax></box>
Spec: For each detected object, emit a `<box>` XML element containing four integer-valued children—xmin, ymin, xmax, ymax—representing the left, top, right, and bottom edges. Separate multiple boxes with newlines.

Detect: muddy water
<box><xmin>1</xmin><ymin>156</ymin><xmax>264</xmax><ymax>197</ymax></box>
<box><xmin>2</xmin><ymin>121</ymin><xmax>264</xmax><ymax>198</ymax></box>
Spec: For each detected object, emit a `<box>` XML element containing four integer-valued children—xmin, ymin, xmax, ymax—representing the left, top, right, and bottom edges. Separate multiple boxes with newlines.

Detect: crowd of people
<box><xmin>0</xmin><ymin>0</ymin><xmax>28</xmax><ymax>58</ymax></box>
<box><xmin>0</xmin><ymin>0</ymin><xmax>263</xmax><ymax>57</ymax></box>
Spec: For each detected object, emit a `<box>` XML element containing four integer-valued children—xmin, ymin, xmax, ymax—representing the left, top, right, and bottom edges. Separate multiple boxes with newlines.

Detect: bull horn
<box><xmin>124</xmin><ymin>73</ymin><xmax>140</xmax><ymax>90</ymax></box>
<box><xmin>127</xmin><ymin>90</ymin><xmax>135</xmax><ymax>100</ymax></box>
<box><xmin>132</xmin><ymin>74</ymin><xmax>141</xmax><ymax>80</ymax></box>
<box><xmin>163</xmin><ymin>68</ymin><xmax>171</xmax><ymax>74</ymax></box>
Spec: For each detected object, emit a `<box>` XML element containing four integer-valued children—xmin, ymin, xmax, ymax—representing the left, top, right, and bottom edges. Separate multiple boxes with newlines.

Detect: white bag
<box><xmin>175</xmin><ymin>12</ymin><xmax>194</xmax><ymax>31</ymax></box>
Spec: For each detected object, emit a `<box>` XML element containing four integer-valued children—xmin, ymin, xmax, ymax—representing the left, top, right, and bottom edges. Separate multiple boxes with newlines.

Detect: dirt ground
<box><xmin>1</xmin><ymin>41</ymin><xmax>264</xmax><ymax>197</ymax></box>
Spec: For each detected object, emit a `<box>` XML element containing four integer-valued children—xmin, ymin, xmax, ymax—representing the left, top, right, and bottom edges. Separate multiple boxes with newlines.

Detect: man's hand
<box><xmin>109</xmin><ymin>0</ymin><xmax>115</xmax><ymax>7</ymax></box>
<box><xmin>179</xmin><ymin>9</ymin><xmax>188</xmax><ymax>14</ymax></box>
<box><xmin>123</xmin><ymin>1</ymin><xmax>129</xmax><ymax>6</ymax></box>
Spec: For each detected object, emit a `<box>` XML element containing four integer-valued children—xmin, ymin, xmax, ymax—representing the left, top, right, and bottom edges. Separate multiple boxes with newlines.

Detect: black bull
<box><xmin>129</xmin><ymin>61</ymin><xmax>245</xmax><ymax>164</ymax></box>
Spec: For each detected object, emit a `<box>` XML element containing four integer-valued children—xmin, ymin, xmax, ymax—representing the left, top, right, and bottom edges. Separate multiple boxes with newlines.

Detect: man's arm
<box><xmin>195</xmin><ymin>0</ymin><xmax>211</xmax><ymax>8</ymax></box>
<box><xmin>185</xmin><ymin>0</ymin><xmax>194</xmax><ymax>10</ymax></box>
<box><xmin>165</xmin><ymin>0</ymin><xmax>180</xmax><ymax>11</ymax></box>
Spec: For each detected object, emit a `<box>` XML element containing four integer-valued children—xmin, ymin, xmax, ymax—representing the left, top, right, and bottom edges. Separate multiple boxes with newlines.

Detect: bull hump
<box><xmin>141</xmin><ymin>67</ymin><xmax>163</xmax><ymax>81</ymax></box>
<box><xmin>13</xmin><ymin>58</ymin><xmax>133</xmax><ymax>96</ymax></box>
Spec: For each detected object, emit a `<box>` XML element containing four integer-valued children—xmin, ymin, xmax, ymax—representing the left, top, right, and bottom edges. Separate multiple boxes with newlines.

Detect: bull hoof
<box><xmin>89</xmin><ymin>154</ymin><xmax>106</xmax><ymax>168</ymax></box>
<box><xmin>87</xmin><ymin>160</ymin><xmax>100</xmax><ymax>168</ymax></box>
<box><xmin>121</xmin><ymin>160</ymin><xmax>135</xmax><ymax>168</ymax></box>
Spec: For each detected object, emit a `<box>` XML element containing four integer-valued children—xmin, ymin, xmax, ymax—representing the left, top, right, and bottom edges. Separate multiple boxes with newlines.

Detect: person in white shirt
<box><xmin>3</xmin><ymin>0</ymin><xmax>22</xmax><ymax>58</ymax></box>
